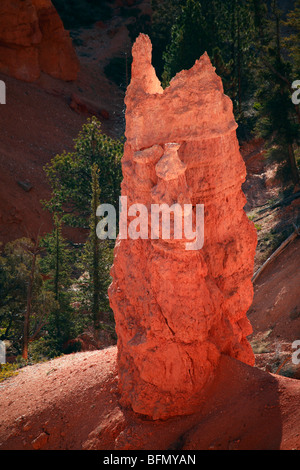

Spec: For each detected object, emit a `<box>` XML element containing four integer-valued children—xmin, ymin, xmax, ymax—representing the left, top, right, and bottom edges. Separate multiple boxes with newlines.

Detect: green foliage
<box><xmin>149</xmin><ymin>0</ymin><xmax>299</xmax><ymax>152</ymax></box>
<box><xmin>283</xmin><ymin>0</ymin><xmax>300</xmax><ymax>75</ymax></box>
<box><xmin>161</xmin><ymin>0</ymin><xmax>206</xmax><ymax>86</ymax></box>
<box><xmin>150</xmin><ymin>0</ymin><xmax>190</xmax><ymax>78</ymax></box>
<box><xmin>76</xmin><ymin>240</ymin><xmax>113</xmax><ymax>327</ymax></box>
<box><xmin>39</xmin><ymin>216</ymin><xmax>74</xmax><ymax>299</ymax></box>
<box><xmin>157</xmin><ymin>0</ymin><xmax>257</xmax><ymax>120</ymax></box>
<box><xmin>0</xmin><ymin>237</ymin><xmax>77</xmax><ymax>359</ymax></box>
<box><xmin>259</xmin><ymin>223</ymin><xmax>294</xmax><ymax>263</ymax></box>
<box><xmin>254</xmin><ymin>63</ymin><xmax>297</xmax><ymax>141</ymax></box>
<box><xmin>76</xmin><ymin>164</ymin><xmax>114</xmax><ymax>329</ymax></box>
<box><xmin>40</xmin><ymin>118</ymin><xmax>122</xmax><ymax>353</ymax></box>
<box><xmin>0</xmin><ymin>363</ymin><xmax>19</xmax><ymax>383</ymax></box>
<box><xmin>44</xmin><ymin>117</ymin><xmax>123</xmax><ymax>229</ymax></box>
<box><xmin>0</xmin><ymin>239</ymin><xmax>43</xmax><ymax>352</ymax></box>
<box><xmin>28</xmin><ymin>335</ymin><xmax>63</xmax><ymax>361</ymax></box>
<box><xmin>253</xmin><ymin>0</ymin><xmax>300</xmax><ymax>184</ymax></box>
<box><xmin>39</xmin><ymin>218</ymin><xmax>80</xmax><ymax>352</ymax></box>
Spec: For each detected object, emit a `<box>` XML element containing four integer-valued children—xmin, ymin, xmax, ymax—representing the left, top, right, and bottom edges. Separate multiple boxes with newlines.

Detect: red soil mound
<box><xmin>249</xmin><ymin>236</ymin><xmax>300</xmax><ymax>377</ymax></box>
<box><xmin>0</xmin><ymin>345</ymin><xmax>299</xmax><ymax>450</ymax></box>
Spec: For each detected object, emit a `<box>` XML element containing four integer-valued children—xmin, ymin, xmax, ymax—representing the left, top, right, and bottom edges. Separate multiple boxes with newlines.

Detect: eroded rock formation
<box><xmin>0</xmin><ymin>0</ymin><xmax>79</xmax><ymax>82</ymax></box>
<box><xmin>109</xmin><ymin>34</ymin><xmax>257</xmax><ymax>420</ymax></box>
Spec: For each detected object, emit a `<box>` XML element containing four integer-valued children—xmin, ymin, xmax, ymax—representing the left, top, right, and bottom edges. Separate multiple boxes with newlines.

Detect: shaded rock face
<box><xmin>109</xmin><ymin>34</ymin><xmax>257</xmax><ymax>420</ymax></box>
<box><xmin>0</xmin><ymin>0</ymin><xmax>79</xmax><ymax>82</ymax></box>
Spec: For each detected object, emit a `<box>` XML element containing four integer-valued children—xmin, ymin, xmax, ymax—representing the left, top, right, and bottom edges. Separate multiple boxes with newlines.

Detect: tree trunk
<box><xmin>91</xmin><ymin>164</ymin><xmax>101</xmax><ymax>330</ymax></box>
<box><xmin>92</xmin><ymin>208</ymin><xmax>100</xmax><ymax>329</ymax></box>
<box><xmin>22</xmin><ymin>238</ymin><xmax>39</xmax><ymax>360</ymax></box>
<box><xmin>274</xmin><ymin>0</ymin><xmax>281</xmax><ymax>60</ymax></box>
<box><xmin>54</xmin><ymin>224</ymin><xmax>59</xmax><ymax>301</ymax></box>
<box><xmin>288</xmin><ymin>144</ymin><xmax>300</xmax><ymax>185</ymax></box>
<box><xmin>54</xmin><ymin>222</ymin><xmax>62</xmax><ymax>339</ymax></box>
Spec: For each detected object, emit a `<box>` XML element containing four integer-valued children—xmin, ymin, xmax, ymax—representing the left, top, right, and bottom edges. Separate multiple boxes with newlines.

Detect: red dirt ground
<box><xmin>0</xmin><ymin>344</ymin><xmax>299</xmax><ymax>450</ymax></box>
<box><xmin>248</xmin><ymin>236</ymin><xmax>300</xmax><ymax>379</ymax></box>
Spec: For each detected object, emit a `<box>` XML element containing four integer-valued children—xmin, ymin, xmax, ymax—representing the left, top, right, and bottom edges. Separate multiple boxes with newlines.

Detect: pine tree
<box><xmin>161</xmin><ymin>0</ymin><xmax>206</xmax><ymax>87</ymax></box>
<box><xmin>40</xmin><ymin>215</ymin><xmax>73</xmax><ymax>301</ymax></box>
<box><xmin>39</xmin><ymin>216</ymin><xmax>77</xmax><ymax>353</ymax></box>
<box><xmin>90</xmin><ymin>163</ymin><xmax>101</xmax><ymax>329</ymax></box>
<box><xmin>43</xmin><ymin>117</ymin><xmax>123</xmax><ymax>230</ymax></box>
<box><xmin>22</xmin><ymin>236</ymin><xmax>41</xmax><ymax>359</ymax></box>
<box><xmin>254</xmin><ymin>0</ymin><xmax>300</xmax><ymax>185</ymax></box>
<box><xmin>42</xmin><ymin>118</ymin><xmax>121</xmax><ymax>341</ymax></box>
<box><xmin>284</xmin><ymin>0</ymin><xmax>300</xmax><ymax>75</ymax></box>
<box><xmin>77</xmin><ymin>163</ymin><xmax>113</xmax><ymax>330</ymax></box>
<box><xmin>283</xmin><ymin>0</ymin><xmax>300</xmax><ymax>125</ymax></box>
<box><xmin>150</xmin><ymin>0</ymin><xmax>186</xmax><ymax>78</ymax></box>
<box><xmin>0</xmin><ymin>239</ymin><xmax>56</xmax><ymax>358</ymax></box>
<box><xmin>161</xmin><ymin>0</ymin><xmax>256</xmax><ymax>116</ymax></box>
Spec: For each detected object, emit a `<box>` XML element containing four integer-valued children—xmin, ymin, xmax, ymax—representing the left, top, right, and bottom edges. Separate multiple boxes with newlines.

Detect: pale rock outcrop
<box><xmin>109</xmin><ymin>34</ymin><xmax>257</xmax><ymax>420</ymax></box>
<box><xmin>0</xmin><ymin>0</ymin><xmax>79</xmax><ymax>82</ymax></box>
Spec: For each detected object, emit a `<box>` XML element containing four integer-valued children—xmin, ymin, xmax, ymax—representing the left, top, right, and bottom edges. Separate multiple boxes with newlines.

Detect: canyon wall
<box><xmin>109</xmin><ymin>34</ymin><xmax>257</xmax><ymax>420</ymax></box>
<box><xmin>0</xmin><ymin>0</ymin><xmax>79</xmax><ymax>82</ymax></box>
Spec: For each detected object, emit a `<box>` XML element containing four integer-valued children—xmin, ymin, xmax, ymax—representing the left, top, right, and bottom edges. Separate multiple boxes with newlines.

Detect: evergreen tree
<box><xmin>40</xmin><ymin>215</ymin><xmax>73</xmax><ymax>302</ymax></box>
<box><xmin>39</xmin><ymin>215</ymin><xmax>78</xmax><ymax>353</ymax></box>
<box><xmin>284</xmin><ymin>0</ymin><xmax>300</xmax><ymax>75</ymax></box>
<box><xmin>150</xmin><ymin>0</ymin><xmax>188</xmax><ymax>78</ymax></box>
<box><xmin>161</xmin><ymin>0</ymin><xmax>206</xmax><ymax>87</ymax></box>
<box><xmin>226</xmin><ymin>0</ymin><xmax>257</xmax><ymax>114</ymax></box>
<box><xmin>253</xmin><ymin>0</ymin><xmax>300</xmax><ymax>185</ymax></box>
<box><xmin>42</xmin><ymin>118</ymin><xmax>121</xmax><ymax>342</ymax></box>
<box><xmin>160</xmin><ymin>0</ymin><xmax>256</xmax><ymax>116</ymax></box>
<box><xmin>77</xmin><ymin>163</ymin><xmax>113</xmax><ymax>330</ymax></box>
<box><xmin>0</xmin><ymin>239</ymin><xmax>56</xmax><ymax>357</ymax></box>
<box><xmin>44</xmin><ymin>117</ymin><xmax>123</xmax><ymax>230</ymax></box>
<box><xmin>284</xmin><ymin>0</ymin><xmax>300</xmax><ymax>125</ymax></box>
<box><xmin>22</xmin><ymin>236</ymin><xmax>41</xmax><ymax>359</ymax></box>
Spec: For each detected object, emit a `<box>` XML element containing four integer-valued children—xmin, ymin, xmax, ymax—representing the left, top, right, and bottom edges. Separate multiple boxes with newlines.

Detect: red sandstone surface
<box><xmin>109</xmin><ymin>34</ymin><xmax>257</xmax><ymax>420</ymax></box>
<box><xmin>0</xmin><ymin>0</ymin><xmax>79</xmax><ymax>82</ymax></box>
